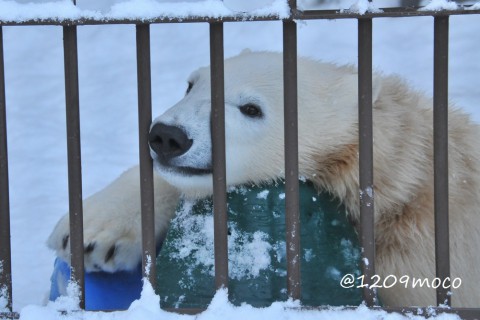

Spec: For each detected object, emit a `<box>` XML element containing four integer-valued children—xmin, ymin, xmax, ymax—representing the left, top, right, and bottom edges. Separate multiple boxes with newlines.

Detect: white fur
<box><xmin>47</xmin><ymin>166</ymin><xmax>180</xmax><ymax>272</ymax></box>
<box><xmin>49</xmin><ymin>51</ymin><xmax>480</xmax><ymax>307</ymax></box>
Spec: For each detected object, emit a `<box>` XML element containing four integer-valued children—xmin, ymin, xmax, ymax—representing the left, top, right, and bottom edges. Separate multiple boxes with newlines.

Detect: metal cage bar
<box><xmin>0</xmin><ymin>3</ymin><xmax>477</xmax><ymax>318</ymax></box>
<box><xmin>283</xmin><ymin>20</ymin><xmax>301</xmax><ymax>300</ymax></box>
<box><xmin>433</xmin><ymin>16</ymin><xmax>451</xmax><ymax>307</ymax></box>
<box><xmin>357</xmin><ymin>18</ymin><xmax>377</xmax><ymax>307</ymax></box>
<box><xmin>209</xmin><ymin>22</ymin><xmax>228</xmax><ymax>290</ymax></box>
<box><xmin>63</xmin><ymin>24</ymin><xmax>85</xmax><ymax>309</ymax></box>
<box><xmin>0</xmin><ymin>26</ymin><xmax>13</xmax><ymax>313</ymax></box>
<box><xmin>136</xmin><ymin>23</ymin><xmax>157</xmax><ymax>284</ymax></box>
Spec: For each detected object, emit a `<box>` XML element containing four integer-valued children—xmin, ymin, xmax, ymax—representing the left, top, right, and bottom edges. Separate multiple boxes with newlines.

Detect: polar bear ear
<box><xmin>240</xmin><ymin>48</ymin><xmax>252</xmax><ymax>55</ymax></box>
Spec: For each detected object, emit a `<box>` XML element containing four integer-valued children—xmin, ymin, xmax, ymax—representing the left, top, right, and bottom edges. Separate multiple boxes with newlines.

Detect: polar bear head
<box><xmin>149</xmin><ymin>51</ymin><xmax>373</xmax><ymax>197</ymax></box>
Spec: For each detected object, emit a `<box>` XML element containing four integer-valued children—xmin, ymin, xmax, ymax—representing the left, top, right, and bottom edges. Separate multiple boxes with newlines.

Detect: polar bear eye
<box><xmin>186</xmin><ymin>81</ymin><xmax>194</xmax><ymax>95</ymax></box>
<box><xmin>239</xmin><ymin>103</ymin><xmax>263</xmax><ymax>118</ymax></box>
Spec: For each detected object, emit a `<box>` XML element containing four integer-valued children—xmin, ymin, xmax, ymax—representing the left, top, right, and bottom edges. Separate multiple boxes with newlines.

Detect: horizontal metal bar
<box><xmin>37</xmin><ymin>306</ymin><xmax>480</xmax><ymax>319</ymax></box>
<box><xmin>0</xmin><ymin>6</ymin><xmax>479</xmax><ymax>26</ymax></box>
<box><xmin>163</xmin><ymin>308</ymin><xmax>205</xmax><ymax>315</ymax></box>
<box><xmin>162</xmin><ymin>306</ymin><xmax>480</xmax><ymax>318</ymax></box>
<box><xmin>136</xmin><ymin>23</ymin><xmax>156</xmax><ymax>284</ymax></box>
<box><xmin>0</xmin><ymin>26</ymin><xmax>13</xmax><ymax>313</ymax></box>
<box><xmin>303</xmin><ymin>306</ymin><xmax>480</xmax><ymax>319</ymax></box>
<box><xmin>0</xmin><ymin>312</ymin><xmax>20</xmax><ymax>319</ymax></box>
<box><xmin>63</xmin><ymin>24</ymin><xmax>85</xmax><ymax>309</ymax></box>
<box><xmin>433</xmin><ymin>15</ymin><xmax>451</xmax><ymax>307</ymax></box>
<box><xmin>298</xmin><ymin>6</ymin><xmax>480</xmax><ymax>20</ymax></box>
<box><xmin>384</xmin><ymin>307</ymin><xmax>480</xmax><ymax>319</ymax></box>
<box><xmin>209</xmin><ymin>21</ymin><xmax>228</xmax><ymax>290</ymax></box>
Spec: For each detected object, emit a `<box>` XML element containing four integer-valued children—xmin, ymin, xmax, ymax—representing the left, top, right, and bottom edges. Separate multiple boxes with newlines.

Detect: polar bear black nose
<box><xmin>149</xmin><ymin>123</ymin><xmax>193</xmax><ymax>159</ymax></box>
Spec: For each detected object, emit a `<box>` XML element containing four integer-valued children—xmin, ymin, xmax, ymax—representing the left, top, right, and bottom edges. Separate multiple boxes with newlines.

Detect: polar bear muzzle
<box><xmin>149</xmin><ymin>122</ymin><xmax>193</xmax><ymax>161</ymax></box>
<box><xmin>148</xmin><ymin>122</ymin><xmax>212</xmax><ymax>177</ymax></box>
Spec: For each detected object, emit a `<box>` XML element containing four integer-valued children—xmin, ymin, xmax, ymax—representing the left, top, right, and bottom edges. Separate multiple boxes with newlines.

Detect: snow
<box><xmin>363</xmin><ymin>257</ymin><xmax>370</xmax><ymax>267</ymax></box>
<box><xmin>0</xmin><ymin>0</ymin><xmax>100</xmax><ymax>21</ymax></box>
<box><xmin>223</xmin><ymin>0</ymin><xmax>275</xmax><ymax>13</ymax></box>
<box><xmin>108</xmin><ymin>0</ymin><xmax>290</xmax><ymax>20</ymax></box>
<box><xmin>0</xmin><ymin>286</ymin><xmax>8</xmax><ymax>312</ymax></box>
<box><xmin>1</xmin><ymin>0</ymin><xmax>479</xmax><ymax>319</ymax></box>
<box><xmin>469</xmin><ymin>2</ymin><xmax>480</xmax><ymax>9</ymax></box>
<box><xmin>346</xmin><ymin>0</ymin><xmax>383</xmax><ymax>14</ymax></box>
<box><xmin>164</xmin><ymin>200</ymin><xmax>273</xmax><ymax>280</ymax></box>
<box><xmin>0</xmin><ymin>0</ymin><xmax>290</xmax><ymax>22</ymax></box>
<box><xmin>303</xmin><ymin>249</ymin><xmax>314</xmax><ymax>262</ymax></box>
<box><xmin>17</xmin><ymin>287</ymin><xmax>464</xmax><ymax>320</ymax></box>
<box><xmin>0</xmin><ymin>262</ymin><xmax>8</xmax><ymax>312</ymax></box>
<box><xmin>256</xmin><ymin>190</ymin><xmax>269</xmax><ymax>199</ymax></box>
<box><xmin>418</xmin><ymin>0</ymin><xmax>459</xmax><ymax>11</ymax></box>
<box><xmin>365</xmin><ymin>186</ymin><xmax>373</xmax><ymax>198</ymax></box>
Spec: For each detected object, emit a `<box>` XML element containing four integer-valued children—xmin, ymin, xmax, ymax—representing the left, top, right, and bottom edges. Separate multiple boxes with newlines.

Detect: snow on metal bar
<box><xmin>433</xmin><ymin>15</ymin><xmax>451</xmax><ymax>308</ymax></box>
<box><xmin>0</xmin><ymin>2</ymin><xmax>480</xmax><ymax>25</ymax></box>
<box><xmin>0</xmin><ymin>26</ymin><xmax>13</xmax><ymax>314</ymax></box>
<box><xmin>283</xmin><ymin>20</ymin><xmax>301</xmax><ymax>300</ymax></box>
<box><xmin>136</xmin><ymin>23</ymin><xmax>157</xmax><ymax>285</ymax></box>
<box><xmin>209</xmin><ymin>22</ymin><xmax>229</xmax><ymax>290</ymax></box>
<box><xmin>357</xmin><ymin>18</ymin><xmax>377</xmax><ymax>307</ymax></box>
<box><xmin>63</xmin><ymin>24</ymin><xmax>85</xmax><ymax>309</ymax></box>
<box><xmin>0</xmin><ymin>0</ymin><xmax>289</xmax><ymax>25</ymax></box>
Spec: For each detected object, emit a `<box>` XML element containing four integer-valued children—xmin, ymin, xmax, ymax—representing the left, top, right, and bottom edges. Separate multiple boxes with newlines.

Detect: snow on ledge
<box><xmin>418</xmin><ymin>0</ymin><xmax>459</xmax><ymax>11</ymax></box>
<box><xmin>342</xmin><ymin>0</ymin><xmax>383</xmax><ymax>15</ymax></box>
<box><xmin>18</xmin><ymin>285</ymin><xmax>462</xmax><ymax>320</ymax></box>
<box><xmin>0</xmin><ymin>0</ymin><xmax>291</xmax><ymax>22</ymax></box>
<box><xmin>107</xmin><ymin>0</ymin><xmax>290</xmax><ymax>20</ymax></box>
<box><xmin>0</xmin><ymin>0</ymin><xmax>100</xmax><ymax>22</ymax></box>
<box><xmin>468</xmin><ymin>2</ymin><xmax>480</xmax><ymax>10</ymax></box>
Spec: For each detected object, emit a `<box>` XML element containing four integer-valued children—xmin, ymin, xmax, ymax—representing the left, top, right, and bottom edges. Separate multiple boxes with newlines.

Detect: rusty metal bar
<box><xmin>433</xmin><ymin>15</ymin><xmax>451</xmax><ymax>307</ymax></box>
<box><xmin>288</xmin><ymin>0</ymin><xmax>297</xmax><ymax>13</ymax></box>
<box><xmin>136</xmin><ymin>24</ymin><xmax>156</xmax><ymax>284</ymax></box>
<box><xmin>1</xmin><ymin>7</ymin><xmax>480</xmax><ymax>26</ymax></box>
<box><xmin>298</xmin><ymin>6</ymin><xmax>480</xmax><ymax>20</ymax></box>
<box><xmin>0</xmin><ymin>26</ymin><xmax>13</xmax><ymax>313</ymax></box>
<box><xmin>63</xmin><ymin>24</ymin><xmax>85</xmax><ymax>309</ymax></box>
<box><xmin>209</xmin><ymin>22</ymin><xmax>228</xmax><ymax>290</ymax></box>
<box><xmin>357</xmin><ymin>18</ymin><xmax>377</xmax><ymax>307</ymax></box>
<box><xmin>283</xmin><ymin>20</ymin><xmax>301</xmax><ymax>300</ymax></box>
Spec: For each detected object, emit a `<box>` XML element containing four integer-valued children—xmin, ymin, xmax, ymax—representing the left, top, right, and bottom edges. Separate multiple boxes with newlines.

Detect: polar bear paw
<box><xmin>47</xmin><ymin>211</ymin><xmax>144</xmax><ymax>273</ymax></box>
<box><xmin>47</xmin><ymin>166</ymin><xmax>180</xmax><ymax>273</ymax></box>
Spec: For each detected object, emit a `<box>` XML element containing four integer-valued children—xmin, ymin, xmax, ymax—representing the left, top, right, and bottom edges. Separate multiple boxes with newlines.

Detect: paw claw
<box><xmin>62</xmin><ymin>235</ymin><xmax>69</xmax><ymax>250</ymax></box>
<box><xmin>84</xmin><ymin>243</ymin><xmax>95</xmax><ymax>254</ymax></box>
<box><xmin>105</xmin><ymin>245</ymin><xmax>116</xmax><ymax>263</ymax></box>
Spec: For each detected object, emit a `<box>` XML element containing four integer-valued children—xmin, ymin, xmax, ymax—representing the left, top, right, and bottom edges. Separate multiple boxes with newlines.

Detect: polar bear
<box><xmin>48</xmin><ymin>51</ymin><xmax>480</xmax><ymax>308</ymax></box>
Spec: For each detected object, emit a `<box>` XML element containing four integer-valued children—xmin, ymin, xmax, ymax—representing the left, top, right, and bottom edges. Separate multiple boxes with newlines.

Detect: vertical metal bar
<box><xmin>0</xmin><ymin>26</ymin><xmax>13</xmax><ymax>313</ymax></box>
<box><xmin>209</xmin><ymin>22</ymin><xmax>228</xmax><ymax>290</ymax></box>
<box><xmin>136</xmin><ymin>24</ymin><xmax>156</xmax><ymax>285</ymax></box>
<box><xmin>63</xmin><ymin>25</ymin><xmax>85</xmax><ymax>309</ymax></box>
<box><xmin>433</xmin><ymin>15</ymin><xmax>450</xmax><ymax>307</ymax></box>
<box><xmin>358</xmin><ymin>18</ymin><xmax>377</xmax><ymax>307</ymax></box>
<box><xmin>288</xmin><ymin>0</ymin><xmax>297</xmax><ymax>12</ymax></box>
<box><xmin>283</xmin><ymin>20</ymin><xmax>301</xmax><ymax>300</ymax></box>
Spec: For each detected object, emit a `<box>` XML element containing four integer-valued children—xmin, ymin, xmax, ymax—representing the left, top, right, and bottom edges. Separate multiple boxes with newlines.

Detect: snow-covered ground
<box><xmin>1</xmin><ymin>0</ymin><xmax>479</xmax><ymax>319</ymax></box>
